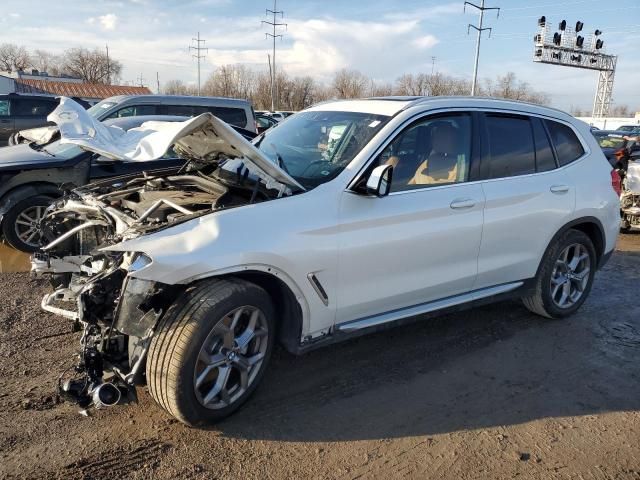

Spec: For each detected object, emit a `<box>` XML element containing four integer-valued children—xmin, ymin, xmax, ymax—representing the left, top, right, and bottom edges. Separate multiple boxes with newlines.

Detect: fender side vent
<box><xmin>307</xmin><ymin>273</ymin><xmax>329</xmax><ymax>306</ymax></box>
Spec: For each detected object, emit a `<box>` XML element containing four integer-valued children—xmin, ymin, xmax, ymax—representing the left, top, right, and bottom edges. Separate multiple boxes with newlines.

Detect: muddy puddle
<box><xmin>0</xmin><ymin>242</ymin><xmax>31</xmax><ymax>273</ymax></box>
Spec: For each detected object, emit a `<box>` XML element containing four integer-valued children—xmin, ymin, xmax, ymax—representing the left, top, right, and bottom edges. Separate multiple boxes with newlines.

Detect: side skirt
<box><xmin>291</xmin><ymin>280</ymin><xmax>534</xmax><ymax>355</ymax></box>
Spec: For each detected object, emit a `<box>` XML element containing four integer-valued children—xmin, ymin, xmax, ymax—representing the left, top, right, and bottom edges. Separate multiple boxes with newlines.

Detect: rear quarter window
<box><xmin>207</xmin><ymin>106</ymin><xmax>248</xmax><ymax>128</ymax></box>
<box><xmin>544</xmin><ymin>120</ymin><xmax>585</xmax><ymax>166</ymax></box>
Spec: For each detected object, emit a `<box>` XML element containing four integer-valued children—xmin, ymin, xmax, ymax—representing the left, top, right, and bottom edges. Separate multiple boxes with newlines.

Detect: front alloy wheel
<box><xmin>194</xmin><ymin>306</ymin><xmax>269</xmax><ymax>409</ymax></box>
<box><xmin>2</xmin><ymin>195</ymin><xmax>53</xmax><ymax>253</ymax></box>
<box><xmin>146</xmin><ymin>279</ymin><xmax>275</xmax><ymax>425</ymax></box>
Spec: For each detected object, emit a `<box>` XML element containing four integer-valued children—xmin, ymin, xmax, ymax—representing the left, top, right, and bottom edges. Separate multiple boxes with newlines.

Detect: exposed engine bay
<box><xmin>32</xmin><ymin>98</ymin><xmax>303</xmax><ymax>411</ymax></box>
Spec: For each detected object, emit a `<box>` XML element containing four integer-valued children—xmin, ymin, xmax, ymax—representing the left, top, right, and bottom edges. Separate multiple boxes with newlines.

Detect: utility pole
<box><xmin>262</xmin><ymin>0</ymin><xmax>286</xmax><ymax>111</ymax></box>
<box><xmin>431</xmin><ymin>56</ymin><xmax>436</xmax><ymax>75</ymax></box>
<box><xmin>136</xmin><ymin>73</ymin><xmax>145</xmax><ymax>87</ymax></box>
<box><xmin>465</xmin><ymin>1</ymin><xmax>500</xmax><ymax>95</ymax></box>
<box><xmin>105</xmin><ymin>44</ymin><xmax>110</xmax><ymax>85</ymax></box>
<box><xmin>156</xmin><ymin>71</ymin><xmax>160</xmax><ymax>94</ymax></box>
<box><xmin>190</xmin><ymin>32</ymin><xmax>208</xmax><ymax>96</ymax></box>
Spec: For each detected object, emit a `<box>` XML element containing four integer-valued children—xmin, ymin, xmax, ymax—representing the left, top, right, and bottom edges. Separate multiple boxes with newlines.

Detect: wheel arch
<box><xmin>0</xmin><ymin>182</ymin><xmax>62</xmax><ymax>218</ymax></box>
<box><xmin>182</xmin><ymin>266</ymin><xmax>310</xmax><ymax>355</ymax></box>
<box><xmin>539</xmin><ymin>216</ymin><xmax>606</xmax><ymax>273</ymax></box>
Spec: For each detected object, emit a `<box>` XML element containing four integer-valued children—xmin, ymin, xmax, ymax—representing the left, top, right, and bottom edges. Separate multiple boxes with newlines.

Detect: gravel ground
<box><xmin>1</xmin><ymin>233</ymin><xmax>639</xmax><ymax>479</ymax></box>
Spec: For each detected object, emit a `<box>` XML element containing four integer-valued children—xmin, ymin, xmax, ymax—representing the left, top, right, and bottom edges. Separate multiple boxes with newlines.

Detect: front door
<box><xmin>335</xmin><ymin>112</ymin><xmax>485</xmax><ymax>324</ymax></box>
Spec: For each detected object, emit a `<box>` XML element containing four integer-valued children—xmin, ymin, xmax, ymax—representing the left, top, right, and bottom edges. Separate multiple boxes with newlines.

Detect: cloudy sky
<box><xmin>1</xmin><ymin>0</ymin><xmax>639</xmax><ymax>111</ymax></box>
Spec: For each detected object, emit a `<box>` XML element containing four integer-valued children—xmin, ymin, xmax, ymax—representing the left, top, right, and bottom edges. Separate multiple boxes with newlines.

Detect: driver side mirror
<box><xmin>366</xmin><ymin>165</ymin><xmax>393</xmax><ymax>197</ymax></box>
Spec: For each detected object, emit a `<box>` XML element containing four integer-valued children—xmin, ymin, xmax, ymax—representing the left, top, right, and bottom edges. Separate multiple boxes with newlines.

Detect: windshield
<box><xmin>36</xmin><ymin>140</ymin><xmax>84</xmax><ymax>159</ymax></box>
<box><xmin>594</xmin><ymin>134</ymin><xmax>625</xmax><ymax>149</ymax></box>
<box><xmin>254</xmin><ymin>110</ymin><xmax>389</xmax><ymax>189</ymax></box>
<box><xmin>86</xmin><ymin>100</ymin><xmax>117</xmax><ymax>118</ymax></box>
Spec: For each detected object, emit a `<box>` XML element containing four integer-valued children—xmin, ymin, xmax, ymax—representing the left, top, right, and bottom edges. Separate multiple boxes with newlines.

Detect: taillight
<box><xmin>611</xmin><ymin>169</ymin><xmax>622</xmax><ymax>196</ymax></box>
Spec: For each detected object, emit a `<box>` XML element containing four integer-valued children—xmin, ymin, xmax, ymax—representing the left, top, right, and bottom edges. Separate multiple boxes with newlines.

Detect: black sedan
<box><xmin>0</xmin><ymin>116</ymin><xmax>256</xmax><ymax>252</ymax></box>
<box><xmin>591</xmin><ymin>130</ymin><xmax>629</xmax><ymax>167</ymax></box>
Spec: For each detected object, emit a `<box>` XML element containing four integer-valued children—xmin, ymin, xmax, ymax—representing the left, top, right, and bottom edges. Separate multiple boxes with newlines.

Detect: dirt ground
<box><xmin>1</xmin><ymin>234</ymin><xmax>640</xmax><ymax>480</ymax></box>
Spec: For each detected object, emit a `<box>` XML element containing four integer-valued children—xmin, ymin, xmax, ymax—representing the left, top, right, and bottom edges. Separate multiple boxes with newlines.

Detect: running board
<box><xmin>336</xmin><ymin>282</ymin><xmax>524</xmax><ymax>333</ymax></box>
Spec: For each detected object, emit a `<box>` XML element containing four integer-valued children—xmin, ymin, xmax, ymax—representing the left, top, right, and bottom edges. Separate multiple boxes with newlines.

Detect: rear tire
<box><xmin>522</xmin><ymin>229</ymin><xmax>596</xmax><ymax>319</ymax></box>
<box><xmin>146</xmin><ymin>278</ymin><xmax>275</xmax><ymax>426</ymax></box>
<box><xmin>2</xmin><ymin>195</ymin><xmax>53</xmax><ymax>252</ymax></box>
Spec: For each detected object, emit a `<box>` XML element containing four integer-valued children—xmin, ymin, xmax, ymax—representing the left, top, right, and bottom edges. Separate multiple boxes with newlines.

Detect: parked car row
<box><xmin>25</xmin><ymin>96</ymin><xmax>618</xmax><ymax>426</ymax></box>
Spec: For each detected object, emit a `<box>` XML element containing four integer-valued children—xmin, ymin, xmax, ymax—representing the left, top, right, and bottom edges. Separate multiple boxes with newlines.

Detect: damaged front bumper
<box><xmin>32</xmin><ymin>250</ymin><xmax>179</xmax><ymax>410</ymax></box>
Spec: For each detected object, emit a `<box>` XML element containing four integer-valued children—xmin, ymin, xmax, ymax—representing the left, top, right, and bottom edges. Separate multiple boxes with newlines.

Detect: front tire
<box><xmin>522</xmin><ymin>229</ymin><xmax>596</xmax><ymax>319</ymax></box>
<box><xmin>146</xmin><ymin>278</ymin><xmax>275</xmax><ymax>426</ymax></box>
<box><xmin>2</xmin><ymin>195</ymin><xmax>53</xmax><ymax>252</ymax></box>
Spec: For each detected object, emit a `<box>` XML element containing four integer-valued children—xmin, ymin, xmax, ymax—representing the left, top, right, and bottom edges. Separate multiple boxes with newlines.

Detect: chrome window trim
<box><xmin>345</xmin><ymin>105</ymin><xmax>591</xmax><ymax>194</ymax></box>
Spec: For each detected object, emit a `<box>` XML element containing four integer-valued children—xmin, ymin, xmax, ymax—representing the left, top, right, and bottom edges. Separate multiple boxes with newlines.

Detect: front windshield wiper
<box><xmin>29</xmin><ymin>143</ymin><xmax>55</xmax><ymax>156</ymax></box>
<box><xmin>270</xmin><ymin>143</ymin><xmax>291</xmax><ymax>175</ymax></box>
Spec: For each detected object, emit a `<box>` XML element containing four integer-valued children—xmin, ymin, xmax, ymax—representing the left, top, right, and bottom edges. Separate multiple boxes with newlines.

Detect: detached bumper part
<box><xmin>41</xmin><ymin>288</ymin><xmax>82</xmax><ymax>321</ymax></box>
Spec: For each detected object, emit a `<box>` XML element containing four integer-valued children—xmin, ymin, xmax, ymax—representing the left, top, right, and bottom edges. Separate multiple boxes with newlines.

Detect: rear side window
<box><xmin>483</xmin><ymin>114</ymin><xmax>536</xmax><ymax>179</ymax></box>
<box><xmin>13</xmin><ymin>98</ymin><xmax>56</xmax><ymax>116</ymax></box>
<box><xmin>544</xmin><ymin>120</ymin><xmax>585</xmax><ymax>166</ymax></box>
<box><xmin>107</xmin><ymin>105</ymin><xmax>157</xmax><ymax>118</ymax></box>
<box><xmin>531</xmin><ymin>118</ymin><xmax>557</xmax><ymax>172</ymax></box>
<box><xmin>207</xmin><ymin>106</ymin><xmax>247</xmax><ymax>128</ymax></box>
<box><xmin>0</xmin><ymin>99</ymin><xmax>9</xmax><ymax>116</ymax></box>
<box><xmin>165</xmin><ymin>104</ymin><xmax>196</xmax><ymax>116</ymax></box>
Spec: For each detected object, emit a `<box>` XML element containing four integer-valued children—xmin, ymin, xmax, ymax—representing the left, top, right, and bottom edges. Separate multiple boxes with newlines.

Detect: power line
<box><xmin>262</xmin><ymin>0</ymin><xmax>286</xmax><ymax>111</ymax></box>
<box><xmin>465</xmin><ymin>0</ymin><xmax>500</xmax><ymax>96</ymax></box>
<box><xmin>189</xmin><ymin>32</ymin><xmax>208</xmax><ymax>96</ymax></box>
<box><xmin>500</xmin><ymin>0</ymin><xmax>599</xmax><ymax>11</ymax></box>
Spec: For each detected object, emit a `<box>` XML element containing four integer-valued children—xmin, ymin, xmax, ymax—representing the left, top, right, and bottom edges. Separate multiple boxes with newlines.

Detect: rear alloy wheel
<box><xmin>147</xmin><ymin>278</ymin><xmax>275</xmax><ymax>426</ymax></box>
<box><xmin>2</xmin><ymin>195</ymin><xmax>53</xmax><ymax>253</ymax></box>
<box><xmin>522</xmin><ymin>229</ymin><xmax>596</xmax><ymax>319</ymax></box>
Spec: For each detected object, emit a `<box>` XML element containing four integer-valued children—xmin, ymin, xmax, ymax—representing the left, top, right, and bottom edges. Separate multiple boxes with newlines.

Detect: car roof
<box><xmin>103</xmin><ymin>115</ymin><xmax>190</xmax><ymax>129</ymax></box>
<box><xmin>102</xmin><ymin>95</ymin><xmax>252</xmax><ymax>108</ymax></box>
<box><xmin>306</xmin><ymin>96</ymin><xmax>574</xmax><ymax>120</ymax></box>
<box><xmin>592</xmin><ymin>130</ymin><xmax>627</xmax><ymax>135</ymax></box>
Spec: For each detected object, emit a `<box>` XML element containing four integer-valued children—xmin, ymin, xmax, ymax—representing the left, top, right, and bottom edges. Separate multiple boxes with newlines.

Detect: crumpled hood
<box><xmin>48</xmin><ymin>97</ymin><xmax>304</xmax><ymax>193</ymax></box>
<box><xmin>16</xmin><ymin>125</ymin><xmax>59</xmax><ymax>145</ymax></box>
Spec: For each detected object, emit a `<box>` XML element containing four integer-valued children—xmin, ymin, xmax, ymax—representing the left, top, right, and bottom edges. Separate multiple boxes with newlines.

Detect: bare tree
<box><xmin>332</xmin><ymin>69</ymin><xmax>369</xmax><ymax>98</ymax></box>
<box><xmin>163</xmin><ymin>79</ymin><xmax>196</xmax><ymax>95</ymax></box>
<box><xmin>62</xmin><ymin>48</ymin><xmax>122</xmax><ymax>84</ymax></box>
<box><xmin>0</xmin><ymin>43</ymin><xmax>31</xmax><ymax>73</ymax></box>
<box><xmin>30</xmin><ymin>49</ymin><xmax>64</xmax><ymax>75</ymax></box>
<box><xmin>610</xmin><ymin>104</ymin><xmax>630</xmax><ymax>117</ymax></box>
<box><xmin>482</xmin><ymin>72</ymin><xmax>549</xmax><ymax>105</ymax></box>
<box><xmin>203</xmin><ymin>64</ymin><xmax>255</xmax><ymax>99</ymax></box>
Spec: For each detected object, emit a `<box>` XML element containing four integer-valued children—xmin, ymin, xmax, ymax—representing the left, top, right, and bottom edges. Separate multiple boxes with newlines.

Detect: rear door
<box><xmin>475</xmin><ymin>112</ymin><xmax>576</xmax><ymax>289</ymax></box>
<box><xmin>0</xmin><ymin>96</ymin><xmax>13</xmax><ymax>144</ymax></box>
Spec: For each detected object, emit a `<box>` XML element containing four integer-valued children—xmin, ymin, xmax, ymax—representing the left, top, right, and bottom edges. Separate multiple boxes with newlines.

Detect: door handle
<box><xmin>450</xmin><ymin>198</ymin><xmax>476</xmax><ymax>209</ymax></box>
<box><xmin>550</xmin><ymin>184</ymin><xmax>570</xmax><ymax>194</ymax></box>
<box><xmin>0</xmin><ymin>119</ymin><xmax>10</xmax><ymax>123</ymax></box>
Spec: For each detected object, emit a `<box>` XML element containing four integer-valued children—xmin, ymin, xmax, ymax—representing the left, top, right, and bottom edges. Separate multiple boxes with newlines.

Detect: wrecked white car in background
<box><xmin>34</xmin><ymin>97</ymin><xmax>619</xmax><ymax>426</ymax></box>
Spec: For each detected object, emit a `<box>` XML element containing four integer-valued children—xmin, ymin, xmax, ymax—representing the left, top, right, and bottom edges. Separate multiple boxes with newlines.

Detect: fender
<box><xmin>535</xmin><ymin>216</ymin><xmax>607</xmax><ymax>275</ymax></box>
<box><xmin>0</xmin><ymin>182</ymin><xmax>62</xmax><ymax>218</ymax></box>
<box><xmin>148</xmin><ymin>263</ymin><xmax>312</xmax><ymax>350</ymax></box>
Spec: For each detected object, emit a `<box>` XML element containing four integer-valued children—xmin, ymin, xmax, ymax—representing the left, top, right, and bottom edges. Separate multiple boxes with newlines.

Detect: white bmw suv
<box><xmin>35</xmin><ymin>96</ymin><xmax>619</xmax><ymax>425</ymax></box>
